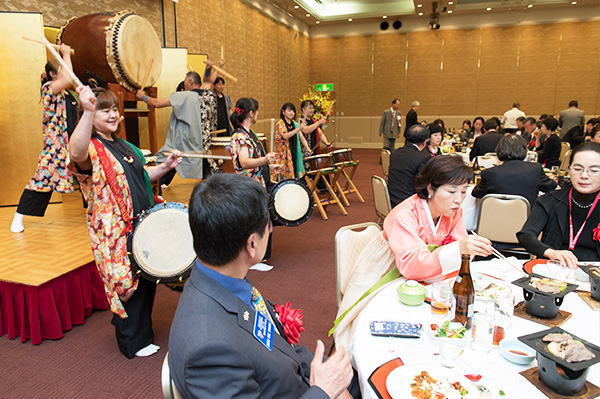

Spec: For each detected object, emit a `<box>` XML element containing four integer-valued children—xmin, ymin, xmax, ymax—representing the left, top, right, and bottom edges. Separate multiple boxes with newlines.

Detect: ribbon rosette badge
<box><xmin>274</xmin><ymin>302</ymin><xmax>304</xmax><ymax>345</ymax></box>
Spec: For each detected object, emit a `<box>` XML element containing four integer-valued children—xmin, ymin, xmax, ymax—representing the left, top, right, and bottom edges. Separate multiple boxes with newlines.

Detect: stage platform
<box><xmin>0</xmin><ymin>176</ymin><xmax>202</xmax><ymax>344</ymax></box>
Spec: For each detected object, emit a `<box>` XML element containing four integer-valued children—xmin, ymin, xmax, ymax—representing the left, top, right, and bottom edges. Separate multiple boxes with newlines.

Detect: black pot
<box><xmin>523</xmin><ymin>289</ymin><xmax>563</xmax><ymax>318</ymax></box>
<box><xmin>579</xmin><ymin>266</ymin><xmax>600</xmax><ymax>301</ymax></box>
<box><xmin>536</xmin><ymin>352</ymin><xmax>590</xmax><ymax>395</ymax></box>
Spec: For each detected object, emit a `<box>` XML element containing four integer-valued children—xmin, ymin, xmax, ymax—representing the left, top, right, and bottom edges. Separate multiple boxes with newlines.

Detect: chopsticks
<box><xmin>470</xmin><ymin>231</ymin><xmax>528</xmax><ymax>277</ymax></box>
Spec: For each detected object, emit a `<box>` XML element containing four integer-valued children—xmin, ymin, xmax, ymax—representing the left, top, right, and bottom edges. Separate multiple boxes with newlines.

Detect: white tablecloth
<box><xmin>348</xmin><ymin>259</ymin><xmax>600</xmax><ymax>399</ymax></box>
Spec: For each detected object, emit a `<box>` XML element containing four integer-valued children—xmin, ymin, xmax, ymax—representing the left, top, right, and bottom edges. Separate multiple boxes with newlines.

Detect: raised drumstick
<box><xmin>23</xmin><ymin>36</ymin><xmax>75</xmax><ymax>54</ymax></box>
<box><xmin>210</xmin><ymin>129</ymin><xmax>227</xmax><ymax>135</ymax></box>
<box><xmin>203</xmin><ymin>61</ymin><xmax>238</xmax><ymax>83</ymax></box>
<box><xmin>162</xmin><ymin>151</ymin><xmax>231</xmax><ymax>160</ymax></box>
<box><xmin>140</xmin><ymin>58</ymin><xmax>154</xmax><ymax>89</ymax></box>
<box><xmin>42</xmin><ymin>37</ymin><xmax>83</xmax><ymax>87</ymax></box>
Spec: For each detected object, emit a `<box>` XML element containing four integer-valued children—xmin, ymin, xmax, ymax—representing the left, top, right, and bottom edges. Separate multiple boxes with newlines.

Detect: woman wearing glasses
<box><xmin>518</xmin><ymin>142</ymin><xmax>600</xmax><ymax>267</ymax></box>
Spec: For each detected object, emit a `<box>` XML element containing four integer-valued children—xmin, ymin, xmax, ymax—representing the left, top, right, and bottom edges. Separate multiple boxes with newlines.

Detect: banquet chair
<box><xmin>371</xmin><ymin>175</ymin><xmax>392</xmax><ymax>226</ymax></box>
<box><xmin>560</xmin><ymin>149</ymin><xmax>572</xmax><ymax>172</ymax></box>
<box><xmin>477</xmin><ymin>153</ymin><xmax>499</xmax><ymax>169</ymax></box>
<box><xmin>381</xmin><ymin>149</ymin><xmax>391</xmax><ymax>179</ymax></box>
<box><xmin>335</xmin><ymin>222</ymin><xmax>381</xmax><ymax>307</ymax></box>
<box><xmin>476</xmin><ymin>194</ymin><xmax>531</xmax><ymax>257</ymax></box>
<box><xmin>560</xmin><ymin>141</ymin><xmax>571</xmax><ymax>164</ymax></box>
<box><xmin>162</xmin><ymin>352</ymin><xmax>183</xmax><ymax>399</ymax></box>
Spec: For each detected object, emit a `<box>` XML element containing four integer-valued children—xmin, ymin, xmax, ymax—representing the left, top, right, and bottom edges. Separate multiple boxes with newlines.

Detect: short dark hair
<box><xmin>427</xmin><ymin>123</ymin><xmax>444</xmax><ymax>135</ymax></box>
<box><xmin>432</xmin><ymin>118</ymin><xmax>445</xmax><ymax>132</ymax></box>
<box><xmin>496</xmin><ymin>134</ymin><xmax>527</xmax><ymax>162</ymax></box>
<box><xmin>230</xmin><ymin>97</ymin><xmax>259</xmax><ymax>130</ymax></box>
<box><xmin>214</xmin><ymin>76</ymin><xmax>225</xmax><ymax>85</ymax></box>
<box><xmin>569</xmin><ymin>141</ymin><xmax>600</xmax><ymax>166</ymax></box>
<box><xmin>300</xmin><ymin>100</ymin><xmax>314</xmax><ymax>111</ymax></box>
<box><xmin>516</xmin><ymin>116</ymin><xmax>526</xmax><ymax>123</ymax></box>
<box><xmin>586</xmin><ymin>118</ymin><xmax>599</xmax><ymax>126</ymax></box>
<box><xmin>539</xmin><ymin>114</ymin><xmax>548</xmax><ymax>121</ymax></box>
<box><xmin>484</xmin><ymin>118</ymin><xmax>499</xmax><ymax>131</ymax></box>
<box><xmin>543</xmin><ymin>116</ymin><xmax>559</xmax><ymax>132</ymax></box>
<box><xmin>185</xmin><ymin>71</ymin><xmax>202</xmax><ymax>86</ymax></box>
<box><xmin>188</xmin><ymin>174</ymin><xmax>269</xmax><ymax>266</ymax></box>
<box><xmin>591</xmin><ymin>125</ymin><xmax>600</xmax><ymax>140</ymax></box>
<box><xmin>415</xmin><ymin>156</ymin><xmax>473</xmax><ymax>199</ymax></box>
<box><xmin>513</xmin><ymin>102</ymin><xmax>520</xmax><ymax>108</ymax></box>
<box><xmin>462</xmin><ymin>119</ymin><xmax>472</xmax><ymax>128</ymax></box>
<box><xmin>280</xmin><ymin>102</ymin><xmax>296</xmax><ymax>120</ymax></box>
<box><xmin>569</xmin><ymin>100</ymin><xmax>578</xmax><ymax>108</ymax></box>
<box><xmin>392</xmin><ymin>98</ymin><xmax>400</xmax><ymax>105</ymax></box>
<box><xmin>524</xmin><ymin>117</ymin><xmax>537</xmax><ymax>126</ymax></box>
<box><xmin>176</xmin><ymin>81</ymin><xmax>185</xmax><ymax>92</ymax></box>
<box><xmin>405</xmin><ymin>124</ymin><xmax>430</xmax><ymax>145</ymax></box>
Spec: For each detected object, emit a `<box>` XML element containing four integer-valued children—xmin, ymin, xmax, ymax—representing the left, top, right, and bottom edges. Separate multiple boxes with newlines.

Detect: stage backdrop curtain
<box><xmin>0</xmin><ymin>261</ymin><xmax>108</xmax><ymax>344</ymax></box>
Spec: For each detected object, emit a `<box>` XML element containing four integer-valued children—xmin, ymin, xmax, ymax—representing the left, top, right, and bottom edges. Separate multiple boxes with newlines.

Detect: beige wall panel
<box><xmin>1</xmin><ymin>12</ymin><xmax>46</xmax><ymax>206</ymax></box>
<box><xmin>443</xmin><ymin>28</ymin><xmax>481</xmax><ymax>51</ymax></box>
<box><xmin>442</xmin><ymin>57</ymin><xmax>479</xmax><ymax>75</ymax></box>
<box><xmin>517</xmin><ymin>54</ymin><xmax>558</xmax><ymax>73</ymax></box>
<box><xmin>336</xmin><ymin>117</ymin><xmax>374</xmax><ymax>145</ymax></box>
<box><xmin>519</xmin><ymin>25</ymin><xmax>561</xmax><ymax>52</ymax></box>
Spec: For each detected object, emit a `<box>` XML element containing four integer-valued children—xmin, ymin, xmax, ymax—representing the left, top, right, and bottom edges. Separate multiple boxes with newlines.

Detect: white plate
<box><xmin>532</xmin><ymin>263</ymin><xmax>590</xmax><ymax>292</ymax></box>
<box><xmin>386</xmin><ymin>364</ymin><xmax>480</xmax><ymax>399</ymax></box>
<box><xmin>429</xmin><ymin>322</ymin><xmax>470</xmax><ymax>346</ymax></box>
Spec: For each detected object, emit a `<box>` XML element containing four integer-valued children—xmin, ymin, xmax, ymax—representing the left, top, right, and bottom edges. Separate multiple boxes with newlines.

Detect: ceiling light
<box><xmin>571</xmin><ymin>1</ymin><xmax>577</xmax><ymax>3</ymax></box>
<box><xmin>348</xmin><ymin>18</ymin><xmax>353</xmax><ymax>21</ymax></box>
<box><xmin>448</xmin><ymin>1</ymin><xmax>453</xmax><ymax>4</ymax></box>
<box><xmin>418</xmin><ymin>12</ymin><xmax>423</xmax><ymax>16</ymax></box>
<box><xmin>417</xmin><ymin>4</ymin><xmax>422</xmax><ymax>7</ymax></box>
<box><xmin>527</xmin><ymin>4</ymin><xmax>533</xmax><ymax>8</ymax></box>
<box><xmin>447</xmin><ymin>10</ymin><xmax>452</xmax><ymax>13</ymax></box>
<box><xmin>486</xmin><ymin>7</ymin><xmax>492</xmax><ymax>11</ymax></box>
<box><xmin>316</xmin><ymin>21</ymin><xmax>320</xmax><ymax>24</ymax></box>
<box><xmin>383</xmin><ymin>15</ymin><xmax>388</xmax><ymax>19</ymax></box>
<box><xmin>306</xmin><ymin>13</ymin><xmax>310</xmax><ymax>17</ymax></box>
<box><xmin>294</xmin><ymin>5</ymin><xmax>299</xmax><ymax>9</ymax></box>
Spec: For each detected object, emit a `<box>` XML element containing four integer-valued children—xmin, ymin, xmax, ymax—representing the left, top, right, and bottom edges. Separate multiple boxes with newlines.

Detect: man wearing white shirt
<box><xmin>501</xmin><ymin>102</ymin><xmax>526</xmax><ymax>133</ymax></box>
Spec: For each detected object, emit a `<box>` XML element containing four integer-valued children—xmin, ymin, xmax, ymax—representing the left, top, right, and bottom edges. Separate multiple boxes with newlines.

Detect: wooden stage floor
<box><xmin>0</xmin><ymin>176</ymin><xmax>202</xmax><ymax>286</ymax></box>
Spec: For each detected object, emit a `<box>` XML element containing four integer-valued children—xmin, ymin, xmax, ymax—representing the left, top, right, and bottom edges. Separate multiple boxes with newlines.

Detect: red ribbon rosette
<box><xmin>441</xmin><ymin>235</ymin><xmax>455</xmax><ymax>246</ymax></box>
<box><xmin>274</xmin><ymin>302</ymin><xmax>304</xmax><ymax>345</ymax></box>
<box><xmin>593</xmin><ymin>225</ymin><xmax>600</xmax><ymax>242</ymax></box>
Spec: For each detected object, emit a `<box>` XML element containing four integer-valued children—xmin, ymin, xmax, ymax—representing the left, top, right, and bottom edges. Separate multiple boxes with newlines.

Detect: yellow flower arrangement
<box><xmin>300</xmin><ymin>85</ymin><xmax>336</xmax><ymax>121</ymax></box>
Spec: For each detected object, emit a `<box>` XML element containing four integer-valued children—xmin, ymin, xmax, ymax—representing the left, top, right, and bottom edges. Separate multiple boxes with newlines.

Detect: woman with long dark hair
<box><xmin>272</xmin><ymin>102</ymin><xmax>310</xmax><ymax>180</ymax></box>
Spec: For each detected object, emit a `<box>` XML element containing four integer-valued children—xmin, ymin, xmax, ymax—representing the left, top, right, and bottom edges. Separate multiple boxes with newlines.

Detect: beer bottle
<box><xmin>452</xmin><ymin>254</ymin><xmax>475</xmax><ymax>329</ymax></box>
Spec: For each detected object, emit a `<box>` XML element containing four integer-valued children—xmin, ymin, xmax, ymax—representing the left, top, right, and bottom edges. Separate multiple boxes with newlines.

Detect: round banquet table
<box><xmin>347</xmin><ymin>259</ymin><xmax>600</xmax><ymax>399</ymax></box>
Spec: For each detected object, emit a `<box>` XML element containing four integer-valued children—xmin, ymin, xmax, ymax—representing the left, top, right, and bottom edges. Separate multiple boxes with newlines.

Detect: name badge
<box><xmin>253</xmin><ymin>311</ymin><xmax>274</xmax><ymax>351</ymax></box>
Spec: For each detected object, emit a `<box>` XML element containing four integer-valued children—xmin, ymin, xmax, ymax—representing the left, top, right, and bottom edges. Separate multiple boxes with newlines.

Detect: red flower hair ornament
<box><xmin>274</xmin><ymin>302</ymin><xmax>304</xmax><ymax>345</ymax></box>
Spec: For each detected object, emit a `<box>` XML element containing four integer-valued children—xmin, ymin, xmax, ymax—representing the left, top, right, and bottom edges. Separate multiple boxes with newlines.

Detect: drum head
<box><xmin>109</xmin><ymin>13</ymin><xmax>162</xmax><ymax>90</ymax></box>
<box><xmin>130</xmin><ymin>203</ymin><xmax>195</xmax><ymax>282</ymax></box>
<box><xmin>269</xmin><ymin>180</ymin><xmax>314</xmax><ymax>226</ymax></box>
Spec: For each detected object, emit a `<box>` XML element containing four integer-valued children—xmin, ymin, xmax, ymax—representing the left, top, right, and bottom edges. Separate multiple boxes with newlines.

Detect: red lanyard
<box><xmin>569</xmin><ymin>188</ymin><xmax>600</xmax><ymax>250</ymax></box>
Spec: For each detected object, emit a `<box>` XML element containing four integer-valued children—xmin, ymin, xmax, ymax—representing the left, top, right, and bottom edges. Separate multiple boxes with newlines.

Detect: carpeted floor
<box><xmin>0</xmin><ymin>148</ymin><xmax>383</xmax><ymax>399</ymax></box>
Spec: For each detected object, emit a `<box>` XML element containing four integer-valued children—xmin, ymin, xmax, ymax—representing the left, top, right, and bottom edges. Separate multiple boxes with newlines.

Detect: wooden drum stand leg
<box><xmin>305</xmin><ymin>171</ymin><xmax>328</xmax><ymax>220</ymax></box>
<box><xmin>337</xmin><ymin>161</ymin><xmax>365</xmax><ymax>203</ymax></box>
<box><xmin>320</xmin><ymin>168</ymin><xmax>348</xmax><ymax>216</ymax></box>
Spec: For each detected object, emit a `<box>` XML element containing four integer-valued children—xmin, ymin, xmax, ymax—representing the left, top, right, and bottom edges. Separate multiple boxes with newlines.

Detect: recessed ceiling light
<box><xmin>527</xmin><ymin>4</ymin><xmax>533</xmax><ymax>8</ymax></box>
<box><xmin>448</xmin><ymin>1</ymin><xmax>453</xmax><ymax>4</ymax></box>
<box><xmin>486</xmin><ymin>7</ymin><xmax>492</xmax><ymax>11</ymax></box>
<box><xmin>447</xmin><ymin>10</ymin><xmax>452</xmax><ymax>13</ymax></box>
<box><xmin>316</xmin><ymin>21</ymin><xmax>320</xmax><ymax>24</ymax></box>
<box><xmin>383</xmin><ymin>15</ymin><xmax>388</xmax><ymax>19</ymax></box>
<box><xmin>417</xmin><ymin>3</ymin><xmax>422</xmax><ymax>7</ymax></box>
<box><xmin>306</xmin><ymin>13</ymin><xmax>310</xmax><ymax>17</ymax></box>
<box><xmin>348</xmin><ymin>18</ymin><xmax>353</xmax><ymax>21</ymax></box>
<box><xmin>571</xmin><ymin>1</ymin><xmax>577</xmax><ymax>3</ymax></box>
<box><xmin>294</xmin><ymin>5</ymin><xmax>299</xmax><ymax>9</ymax></box>
<box><xmin>418</xmin><ymin>12</ymin><xmax>423</xmax><ymax>16</ymax></box>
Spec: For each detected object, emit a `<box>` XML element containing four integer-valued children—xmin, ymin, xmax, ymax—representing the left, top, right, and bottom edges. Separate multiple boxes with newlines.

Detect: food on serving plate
<box><xmin>475</xmin><ymin>282</ymin><xmax>508</xmax><ymax>299</ymax></box>
<box><xmin>542</xmin><ymin>332</ymin><xmax>572</xmax><ymax>343</ymax></box>
<box><xmin>529</xmin><ymin>276</ymin><xmax>567</xmax><ymax>294</ymax></box>
<box><xmin>546</xmin><ymin>339</ymin><xmax>596</xmax><ymax>363</ymax></box>
<box><xmin>410</xmin><ymin>371</ymin><xmax>469</xmax><ymax>399</ymax></box>
<box><xmin>433</xmin><ymin>321</ymin><xmax>467</xmax><ymax>339</ymax></box>
<box><xmin>589</xmin><ymin>267</ymin><xmax>600</xmax><ymax>278</ymax></box>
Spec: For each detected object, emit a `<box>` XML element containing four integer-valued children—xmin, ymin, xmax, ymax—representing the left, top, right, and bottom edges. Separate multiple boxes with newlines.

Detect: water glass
<box><xmin>439</xmin><ymin>343</ymin><xmax>460</xmax><ymax>368</ymax></box>
<box><xmin>431</xmin><ymin>281</ymin><xmax>452</xmax><ymax>318</ymax></box>
<box><xmin>489</xmin><ymin>307</ymin><xmax>512</xmax><ymax>347</ymax></box>
<box><xmin>471</xmin><ymin>312</ymin><xmax>493</xmax><ymax>354</ymax></box>
<box><xmin>495</xmin><ymin>291</ymin><xmax>515</xmax><ymax>316</ymax></box>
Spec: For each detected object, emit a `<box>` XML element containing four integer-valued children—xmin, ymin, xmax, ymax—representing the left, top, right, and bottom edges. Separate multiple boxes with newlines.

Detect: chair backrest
<box><xmin>477</xmin><ymin>153</ymin><xmax>499</xmax><ymax>169</ymax></box>
<box><xmin>381</xmin><ymin>149</ymin><xmax>391</xmax><ymax>177</ymax></box>
<box><xmin>560</xmin><ymin>149</ymin><xmax>572</xmax><ymax>171</ymax></box>
<box><xmin>335</xmin><ymin>222</ymin><xmax>381</xmax><ymax>307</ymax></box>
<box><xmin>560</xmin><ymin>141</ymin><xmax>571</xmax><ymax>162</ymax></box>
<box><xmin>371</xmin><ymin>175</ymin><xmax>392</xmax><ymax>223</ymax></box>
<box><xmin>476</xmin><ymin>194</ymin><xmax>530</xmax><ymax>244</ymax></box>
<box><xmin>162</xmin><ymin>352</ymin><xmax>183</xmax><ymax>399</ymax></box>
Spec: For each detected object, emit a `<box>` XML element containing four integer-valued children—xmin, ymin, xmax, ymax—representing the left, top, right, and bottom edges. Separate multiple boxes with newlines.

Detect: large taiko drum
<box><xmin>127</xmin><ymin>202</ymin><xmax>195</xmax><ymax>284</ymax></box>
<box><xmin>58</xmin><ymin>11</ymin><xmax>162</xmax><ymax>91</ymax></box>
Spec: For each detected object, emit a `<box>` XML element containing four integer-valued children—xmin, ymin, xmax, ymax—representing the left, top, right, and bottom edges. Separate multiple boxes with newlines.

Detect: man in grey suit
<box><xmin>169</xmin><ymin>173</ymin><xmax>358</xmax><ymax>399</ymax></box>
<box><xmin>558</xmin><ymin>100</ymin><xmax>585</xmax><ymax>139</ymax></box>
<box><xmin>379</xmin><ymin>98</ymin><xmax>402</xmax><ymax>153</ymax></box>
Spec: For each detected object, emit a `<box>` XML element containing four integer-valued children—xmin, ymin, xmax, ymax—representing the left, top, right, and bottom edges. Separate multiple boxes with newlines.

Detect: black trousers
<box><xmin>16</xmin><ymin>189</ymin><xmax>53</xmax><ymax>216</ymax></box>
<box><xmin>111</xmin><ymin>277</ymin><xmax>157</xmax><ymax>359</ymax></box>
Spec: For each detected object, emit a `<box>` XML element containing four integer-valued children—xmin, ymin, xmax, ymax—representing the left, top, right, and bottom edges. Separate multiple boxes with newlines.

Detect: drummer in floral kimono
<box><xmin>69</xmin><ymin>86</ymin><xmax>181</xmax><ymax>359</ymax></box>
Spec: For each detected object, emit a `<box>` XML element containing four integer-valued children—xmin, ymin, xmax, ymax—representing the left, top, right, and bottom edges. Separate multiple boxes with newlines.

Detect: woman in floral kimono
<box><xmin>69</xmin><ymin>86</ymin><xmax>181</xmax><ymax>358</ymax></box>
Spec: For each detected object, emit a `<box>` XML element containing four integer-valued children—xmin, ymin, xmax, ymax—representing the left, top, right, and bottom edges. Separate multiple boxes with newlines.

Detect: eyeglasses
<box><xmin>569</xmin><ymin>166</ymin><xmax>600</xmax><ymax>176</ymax></box>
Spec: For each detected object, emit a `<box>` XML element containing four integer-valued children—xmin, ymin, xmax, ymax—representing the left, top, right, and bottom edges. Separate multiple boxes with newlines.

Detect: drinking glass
<box><xmin>471</xmin><ymin>312</ymin><xmax>493</xmax><ymax>354</ymax></box>
<box><xmin>439</xmin><ymin>343</ymin><xmax>460</xmax><ymax>368</ymax></box>
<box><xmin>431</xmin><ymin>281</ymin><xmax>452</xmax><ymax>317</ymax></box>
<box><xmin>489</xmin><ymin>307</ymin><xmax>512</xmax><ymax>347</ymax></box>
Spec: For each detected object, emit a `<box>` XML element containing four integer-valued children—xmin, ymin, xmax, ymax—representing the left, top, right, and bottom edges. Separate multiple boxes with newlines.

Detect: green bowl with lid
<box><xmin>397</xmin><ymin>280</ymin><xmax>427</xmax><ymax>306</ymax></box>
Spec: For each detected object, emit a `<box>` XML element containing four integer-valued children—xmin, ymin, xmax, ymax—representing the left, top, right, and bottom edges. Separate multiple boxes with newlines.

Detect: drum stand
<box><xmin>334</xmin><ymin>160</ymin><xmax>365</xmax><ymax>204</ymax></box>
<box><xmin>304</xmin><ymin>168</ymin><xmax>347</xmax><ymax>220</ymax></box>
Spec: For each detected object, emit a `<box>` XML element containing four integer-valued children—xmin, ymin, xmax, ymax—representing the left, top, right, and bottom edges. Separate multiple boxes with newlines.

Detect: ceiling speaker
<box><xmin>380</xmin><ymin>21</ymin><xmax>389</xmax><ymax>30</ymax></box>
<box><xmin>393</xmin><ymin>20</ymin><xmax>402</xmax><ymax>29</ymax></box>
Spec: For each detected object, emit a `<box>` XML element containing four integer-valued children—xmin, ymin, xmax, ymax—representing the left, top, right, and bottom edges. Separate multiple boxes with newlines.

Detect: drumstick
<box><xmin>22</xmin><ymin>36</ymin><xmax>75</xmax><ymax>54</ymax></box>
<box><xmin>188</xmin><ymin>65</ymin><xmax>194</xmax><ymax>72</ymax></box>
<box><xmin>324</xmin><ymin>102</ymin><xmax>334</xmax><ymax>119</ymax></box>
<box><xmin>221</xmin><ymin>46</ymin><xmax>224</xmax><ymax>59</ymax></box>
<box><xmin>210</xmin><ymin>129</ymin><xmax>227</xmax><ymax>135</ymax></box>
<box><xmin>140</xmin><ymin>58</ymin><xmax>154</xmax><ymax>89</ymax></box>
<box><xmin>162</xmin><ymin>152</ymin><xmax>231</xmax><ymax>160</ymax></box>
<box><xmin>311</xmin><ymin>137</ymin><xmax>336</xmax><ymax>153</ymax></box>
<box><xmin>203</xmin><ymin>61</ymin><xmax>238</xmax><ymax>83</ymax></box>
<box><xmin>42</xmin><ymin>37</ymin><xmax>83</xmax><ymax>87</ymax></box>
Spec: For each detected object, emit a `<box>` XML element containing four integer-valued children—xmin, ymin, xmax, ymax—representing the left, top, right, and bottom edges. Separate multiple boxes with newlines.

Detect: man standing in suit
<box><xmin>469</xmin><ymin>118</ymin><xmax>504</xmax><ymax>161</ymax></box>
<box><xmin>404</xmin><ymin>101</ymin><xmax>420</xmax><ymax>136</ymax></box>
<box><xmin>559</xmin><ymin>100</ymin><xmax>585</xmax><ymax>139</ymax></box>
<box><xmin>388</xmin><ymin>124</ymin><xmax>432</xmax><ymax>207</ymax></box>
<box><xmin>378</xmin><ymin>98</ymin><xmax>402</xmax><ymax>153</ymax></box>
<box><xmin>169</xmin><ymin>173</ymin><xmax>358</xmax><ymax>399</ymax></box>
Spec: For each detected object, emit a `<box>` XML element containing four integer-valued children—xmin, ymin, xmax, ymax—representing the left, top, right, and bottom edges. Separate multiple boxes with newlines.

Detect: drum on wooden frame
<box><xmin>210</xmin><ymin>137</ymin><xmax>232</xmax><ymax>147</ymax></box>
<box><xmin>331</xmin><ymin>148</ymin><xmax>354</xmax><ymax>165</ymax></box>
<box><xmin>305</xmin><ymin>154</ymin><xmax>332</xmax><ymax>172</ymax></box>
<box><xmin>127</xmin><ymin>202</ymin><xmax>195</xmax><ymax>284</ymax></box>
<box><xmin>268</xmin><ymin>179</ymin><xmax>314</xmax><ymax>227</ymax></box>
<box><xmin>58</xmin><ymin>11</ymin><xmax>162</xmax><ymax>91</ymax></box>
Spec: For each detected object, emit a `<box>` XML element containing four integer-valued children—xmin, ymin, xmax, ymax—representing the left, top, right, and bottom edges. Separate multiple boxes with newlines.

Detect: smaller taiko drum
<box><xmin>305</xmin><ymin>154</ymin><xmax>332</xmax><ymax>172</ymax></box>
<box><xmin>331</xmin><ymin>148</ymin><xmax>354</xmax><ymax>165</ymax></box>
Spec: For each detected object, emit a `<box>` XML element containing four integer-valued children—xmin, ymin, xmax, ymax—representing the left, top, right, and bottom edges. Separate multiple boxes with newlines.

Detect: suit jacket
<box><xmin>538</xmin><ymin>133</ymin><xmax>561</xmax><ymax>168</ymax></box>
<box><xmin>387</xmin><ymin>144</ymin><xmax>432</xmax><ymax>207</ymax></box>
<box><xmin>404</xmin><ymin>109</ymin><xmax>418</xmax><ymax>135</ymax></box>
<box><xmin>169</xmin><ymin>266</ymin><xmax>328</xmax><ymax>399</ymax></box>
<box><xmin>469</xmin><ymin>130</ymin><xmax>504</xmax><ymax>161</ymax></box>
<box><xmin>472</xmin><ymin>160</ymin><xmax>557</xmax><ymax>207</ymax></box>
<box><xmin>559</xmin><ymin>107</ymin><xmax>585</xmax><ymax>139</ymax></box>
<box><xmin>379</xmin><ymin>108</ymin><xmax>401</xmax><ymax>139</ymax></box>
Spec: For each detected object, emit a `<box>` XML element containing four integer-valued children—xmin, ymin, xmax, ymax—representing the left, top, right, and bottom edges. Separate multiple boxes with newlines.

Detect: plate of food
<box><xmin>524</xmin><ymin>259</ymin><xmax>591</xmax><ymax>291</ymax></box>
<box><xmin>472</xmin><ymin>273</ymin><xmax>512</xmax><ymax>300</ymax></box>
<box><xmin>429</xmin><ymin>321</ymin><xmax>469</xmax><ymax>345</ymax></box>
<box><xmin>386</xmin><ymin>364</ymin><xmax>480</xmax><ymax>399</ymax></box>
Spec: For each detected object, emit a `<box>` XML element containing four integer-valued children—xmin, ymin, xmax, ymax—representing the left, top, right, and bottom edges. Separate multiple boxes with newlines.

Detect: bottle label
<box><xmin>467</xmin><ymin>303</ymin><xmax>474</xmax><ymax>318</ymax></box>
<box><xmin>455</xmin><ymin>275</ymin><xmax>462</xmax><ymax>284</ymax></box>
